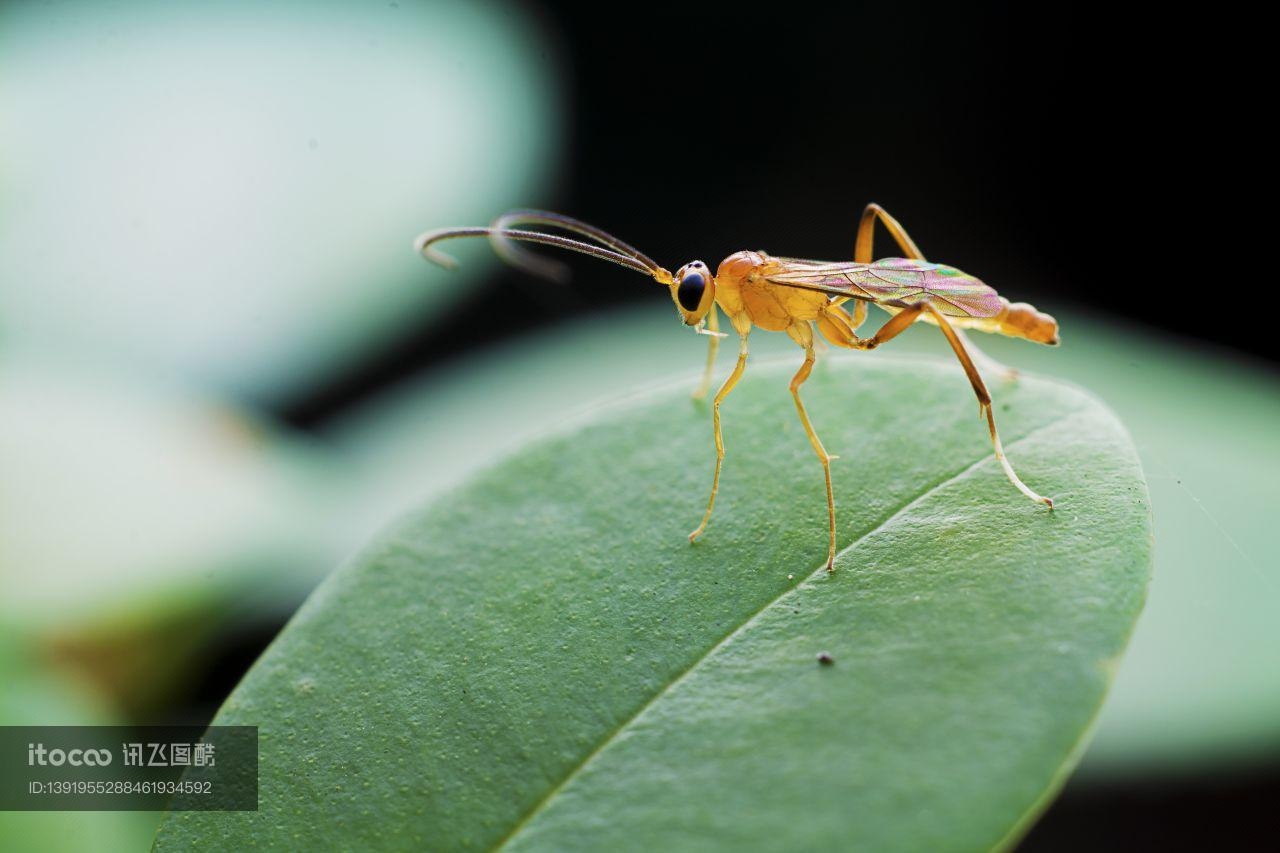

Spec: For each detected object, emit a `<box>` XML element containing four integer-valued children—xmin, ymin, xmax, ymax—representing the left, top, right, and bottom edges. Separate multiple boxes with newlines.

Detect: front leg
<box><xmin>692</xmin><ymin>303</ymin><xmax>721</xmax><ymax>400</ymax></box>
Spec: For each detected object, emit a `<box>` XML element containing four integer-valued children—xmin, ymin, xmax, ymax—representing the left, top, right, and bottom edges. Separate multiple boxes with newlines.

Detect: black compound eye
<box><xmin>676</xmin><ymin>271</ymin><xmax>705</xmax><ymax>311</ymax></box>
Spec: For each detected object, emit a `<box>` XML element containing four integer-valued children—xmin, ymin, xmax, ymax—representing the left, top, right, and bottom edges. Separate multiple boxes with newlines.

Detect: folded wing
<box><xmin>764</xmin><ymin>256</ymin><xmax>1003</xmax><ymax>318</ymax></box>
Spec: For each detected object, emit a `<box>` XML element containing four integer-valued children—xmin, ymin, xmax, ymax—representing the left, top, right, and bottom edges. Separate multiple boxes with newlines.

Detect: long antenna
<box><xmin>489</xmin><ymin>209</ymin><xmax>664</xmax><ymax>281</ymax></box>
<box><xmin>414</xmin><ymin>218</ymin><xmax>673</xmax><ymax>285</ymax></box>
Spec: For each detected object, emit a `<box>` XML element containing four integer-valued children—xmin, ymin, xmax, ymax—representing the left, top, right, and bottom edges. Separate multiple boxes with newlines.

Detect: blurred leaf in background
<box><xmin>0</xmin><ymin>627</ymin><xmax>159</xmax><ymax>851</ymax></box>
<box><xmin>0</xmin><ymin>0</ymin><xmax>561</xmax><ymax>754</ymax></box>
<box><xmin>0</xmin><ymin>0</ymin><xmax>559</xmax><ymax>405</ymax></box>
<box><xmin>0</xmin><ymin>354</ymin><xmax>338</xmax><ymax>630</ymax></box>
<box><xmin>0</xmin><ymin>352</ymin><xmax>347</xmax><ymax>713</ymax></box>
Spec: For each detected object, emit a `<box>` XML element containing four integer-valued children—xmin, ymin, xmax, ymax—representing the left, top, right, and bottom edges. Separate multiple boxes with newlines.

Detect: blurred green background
<box><xmin>0</xmin><ymin>1</ymin><xmax>1273</xmax><ymax>850</ymax></box>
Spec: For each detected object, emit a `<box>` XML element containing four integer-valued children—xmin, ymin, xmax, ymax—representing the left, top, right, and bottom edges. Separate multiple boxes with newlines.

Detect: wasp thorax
<box><xmin>671</xmin><ymin>260</ymin><xmax>715</xmax><ymax>325</ymax></box>
<box><xmin>714</xmin><ymin>250</ymin><xmax>765</xmax><ymax>285</ymax></box>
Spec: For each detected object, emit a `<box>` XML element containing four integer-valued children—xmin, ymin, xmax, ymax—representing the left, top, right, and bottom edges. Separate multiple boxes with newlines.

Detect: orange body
<box><xmin>712</xmin><ymin>249</ymin><xmax>1058</xmax><ymax>346</ymax></box>
<box><xmin>716</xmin><ymin>251</ymin><xmax>827</xmax><ymax>332</ymax></box>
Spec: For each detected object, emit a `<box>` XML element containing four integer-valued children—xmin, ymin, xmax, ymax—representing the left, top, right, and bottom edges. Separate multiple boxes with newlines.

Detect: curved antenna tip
<box><xmin>413</xmin><ymin>231</ymin><xmax>459</xmax><ymax>269</ymax></box>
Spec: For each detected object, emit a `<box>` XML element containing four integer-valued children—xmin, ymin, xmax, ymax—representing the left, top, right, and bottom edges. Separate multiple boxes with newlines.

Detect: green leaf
<box><xmin>331</xmin><ymin>304</ymin><xmax>1280</xmax><ymax>771</ymax></box>
<box><xmin>157</xmin><ymin>357</ymin><xmax>1149</xmax><ymax>850</ymax></box>
<box><xmin>941</xmin><ymin>317</ymin><xmax>1280</xmax><ymax>772</ymax></box>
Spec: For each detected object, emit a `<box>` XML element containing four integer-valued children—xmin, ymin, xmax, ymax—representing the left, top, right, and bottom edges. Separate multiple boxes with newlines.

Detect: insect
<box><xmin>415</xmin><ymin>205</ymin><xmax>1058</xmax><ymax>572</ymax></box>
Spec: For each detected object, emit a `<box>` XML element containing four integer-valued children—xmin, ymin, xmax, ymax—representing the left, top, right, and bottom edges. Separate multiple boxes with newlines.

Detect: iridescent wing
<box><xmin>763</xmin><ymin>256</ymin><xmax>1003</xmax><ymax>318</ymax></box>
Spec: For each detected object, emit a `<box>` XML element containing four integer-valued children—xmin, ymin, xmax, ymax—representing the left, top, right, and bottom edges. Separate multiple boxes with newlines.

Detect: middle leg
<box><xmin>691</xmin><ymin>303</ymin><xmax>722</xmax><ymax>400</ymax></box>
<box><xmin>854</xmin><ymin>202</ymin><xmax>1016</xmax><ymax>379</ymax></box>
<box><xmin>786</xmin><ymin>322</ymin><xmax>838</xmax><ymax>572</ymax></box>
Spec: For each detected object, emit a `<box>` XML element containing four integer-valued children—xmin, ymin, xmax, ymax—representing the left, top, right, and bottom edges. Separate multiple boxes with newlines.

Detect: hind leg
<box><xmin>849</xmin><ymin>300</ymin><xmax>1052</xmax><ymax>507</ymax></box>
<box><xmin>853</xmin><ymin>203</ymin><xmax>1017</xmax><ymax>379</ymax></box>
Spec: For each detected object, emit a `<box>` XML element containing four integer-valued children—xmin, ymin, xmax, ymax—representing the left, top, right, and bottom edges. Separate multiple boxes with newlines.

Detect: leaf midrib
<box><xmin>491</xmin><ymin>413</ymin><xmax>1072</xmax><ymax>851</ymax></box>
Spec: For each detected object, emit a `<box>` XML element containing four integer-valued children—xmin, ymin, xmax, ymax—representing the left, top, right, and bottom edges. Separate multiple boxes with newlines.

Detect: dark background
<box><xmin>266</xmin><ymin>3</ymin><xmax>1274</xmax><ymax>850</ymax></box>
<box><xmin>284</xmin><ymin>0</ymin><xmax>1267</xmax><ymax>431</ymax></box>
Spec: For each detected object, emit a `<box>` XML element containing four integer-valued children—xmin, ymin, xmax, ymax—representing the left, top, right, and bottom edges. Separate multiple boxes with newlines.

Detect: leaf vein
<box><xmin>491</xmin><ymin>415</ymin><xmax>1071</xmax><ymax>851</ymax></box>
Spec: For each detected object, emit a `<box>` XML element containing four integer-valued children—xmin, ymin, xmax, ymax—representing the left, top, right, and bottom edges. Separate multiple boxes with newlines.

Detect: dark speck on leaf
<box><xmin>817</xmin><ymin>652</ymin><xmax>835</xmax><ymax>665</ymax></box>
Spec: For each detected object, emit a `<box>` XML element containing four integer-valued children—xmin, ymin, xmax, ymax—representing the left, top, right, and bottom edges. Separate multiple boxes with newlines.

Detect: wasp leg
<box><xmin>854</xmin><ymin>301</ymin><xmax>1053</xmax><ymax>508</ymax></box>
<box><xmin>786</xmin><ymin>322</ymin><xmax>838</xmax><ymax>572</ymax></box>
<box><xmin>855</xmin><ymin>203</ymin><xmax>1017</xmax><ymax>381</ymax></box>
<box><xmin>692</xmin><ymin>303</ymin><xmax>721</xmax><ymax>400</ymax></box>
<box><xmin>690</xmin><ymin>330</ymin><xmax>749</xmax><ymax>543</ymax></box>
<box><xmin>821</xmin><ymin>297</ymin><xmax>867</xmax><ymax>344</ymax></box>
<box><xmin>854</xmin><ymin>203</ymin><xmax>924</xmax><ymax>264</ymax></box>
<box><xmin>926</xmin><ymin>304</ymin><xmax>1050</xmax><ymax>506</ymax></box>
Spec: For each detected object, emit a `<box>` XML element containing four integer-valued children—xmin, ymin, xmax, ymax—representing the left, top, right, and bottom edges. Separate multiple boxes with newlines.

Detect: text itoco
<box><xmin>27</xmin><ymin>743</ymin><xmax>113</xmax><ymax>766</ymax></box>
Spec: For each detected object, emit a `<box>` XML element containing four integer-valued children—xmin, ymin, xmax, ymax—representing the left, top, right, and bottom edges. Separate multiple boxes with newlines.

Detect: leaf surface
<box><xmin>157</xmin><ymin>358</ymin><xmax>1150</xmax><ymax>851</ymax></box>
